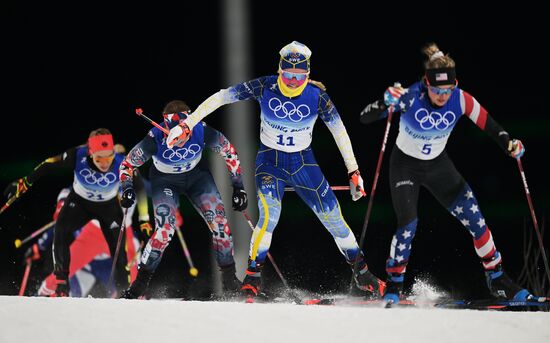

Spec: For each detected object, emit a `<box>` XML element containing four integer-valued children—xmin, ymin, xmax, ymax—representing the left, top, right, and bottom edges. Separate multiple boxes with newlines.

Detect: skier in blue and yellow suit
<box><xmin>167</xmin><ymin>41</ymin><xmax>385</xmax><ymax>299</ymax></box>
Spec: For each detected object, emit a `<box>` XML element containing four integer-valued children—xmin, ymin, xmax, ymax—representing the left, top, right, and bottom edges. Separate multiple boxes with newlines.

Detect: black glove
<box><xmin>4</xmin><ymin>177</ymin><xmax>32</xmax><ymax>200</ymax></box>
<box><xmin>120</xmin><ymin>187</ymin><xmax>136</xmax><ymax>208</ymax></box>
<box><xmin>232</xmin><ymin>186</ymin><xmax>248</xmax><ymax>212</ymax></box>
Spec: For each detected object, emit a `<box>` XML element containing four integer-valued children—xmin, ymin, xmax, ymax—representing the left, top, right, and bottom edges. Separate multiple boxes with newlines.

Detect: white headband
<box><xmin>430</xmin><ymin>51</ymin><xmax>445</xmax><ymax>61</ymax></box>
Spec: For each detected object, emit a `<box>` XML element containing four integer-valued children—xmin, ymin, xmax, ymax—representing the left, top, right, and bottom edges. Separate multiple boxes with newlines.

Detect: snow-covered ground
<box><xmin>1</xmin><ymin>295</ymin><xmax>549</xmax><ymax>343</ymax></box>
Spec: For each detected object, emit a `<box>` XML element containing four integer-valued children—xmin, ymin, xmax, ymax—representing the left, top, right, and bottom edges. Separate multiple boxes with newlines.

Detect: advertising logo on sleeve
<box><xmin>259</xmin><ymin>76</ymin><xmax>320</xmax><ymax>152</ymax></box>
<box><xmin>73</xmin><ymin>147</ymin><xmax>123</xmax><ymax>201</ymax></box>
<box><xmin>152</xmin><ymin>122</ymin><xmax>205</xmax><ymax>174</ymax></box>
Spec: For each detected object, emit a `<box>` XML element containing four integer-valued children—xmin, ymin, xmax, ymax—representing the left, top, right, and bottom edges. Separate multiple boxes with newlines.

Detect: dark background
<box><xmin>1</xmin><ymin>2</ymin><xmax>548</xmax><ymax>299</ymax></box>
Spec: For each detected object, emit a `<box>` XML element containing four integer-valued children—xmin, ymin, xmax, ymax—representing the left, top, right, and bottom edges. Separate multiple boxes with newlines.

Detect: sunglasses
<box><xmin>93</xmin><ymin>153</ymin><xmax>115</xmax><ymax>163</ymax></box>
<box><xmin>163</xmin><ymin>111</ymin><xmax>190</xmax><ymax>122</ymax></box>
<box><xmin>281</xmin><ymin>70</ymin><xmax>309</xmax><ymax>81</ymax></box>
<box><xmin>428</xmin><ymin>85</ymin><xmax>455</xmax><ymax>95</ymax></box>
<box><xmin>426</xmin><ymin>79</ymin><xmax>458</xmax><ymax>95</ymax></box>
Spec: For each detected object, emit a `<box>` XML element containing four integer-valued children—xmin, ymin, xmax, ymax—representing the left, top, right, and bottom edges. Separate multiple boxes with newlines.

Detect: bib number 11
<box><xmin>277</xmin><ymin>134</ymin><xmax>295</xmax><ymax>146</ymax></box>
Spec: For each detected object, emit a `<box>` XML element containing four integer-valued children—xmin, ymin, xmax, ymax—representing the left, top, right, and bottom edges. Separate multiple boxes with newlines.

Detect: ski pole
<box><xmin>19</xmin><ymin>258</ymin><xmax>32</xmax><ymax>296</ymax></box>
<box><xmin>174</xmin><ymin>225</ymin><xmax>199</xmax><ymax>277</ymax></box>
<box><xmin>284</xmin><ymin>186</ymin><xmax>349</xmax><ymax>192</ymax></box>
<box><xmin>242</xmin><ymin>210</ymin><xmax>291</xmax><ymax>290</ymax></box>
<box><xmin>516</xmin><ymin>157</ymin><xmax>550</xmax><ymax>286</ymax></box>
<box><xmin>136</xmin><ymin>108</ymin><xmax>190</xmax><ymax>148</ymax></box>
<box><xmin>135</xmin><ymin>108</ymin><xmax>169</xmax><ymax>135</ymax></box>
<box><xmin>14</xmin><ymin>221</ymin><xmax>56</xmax><ymax>248</ymax></box>
<box><xmin>0</xmin><ymin>194</ymin><xmax>18</xmax><ymax>215</ymax></box>
<box><xmin>349</xmin><ymin>106</ymin><xmax>394</xmax><ymax>293</ymax></box>
<box><xmin>108</xmin><ymin>209</ymin><xmax>128</xmax><ymax>290</ymax></box>
<box><xmin>126</xmin><ymin>244</ymin><xmax>142</xmax><ymax>270</ymax></box>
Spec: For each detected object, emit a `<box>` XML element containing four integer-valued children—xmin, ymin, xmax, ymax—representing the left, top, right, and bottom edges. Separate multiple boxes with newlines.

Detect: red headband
<box><xmin>88</xmin><ymin>134</ymin><xmax>114</xmax><ymax>154</ymax></box>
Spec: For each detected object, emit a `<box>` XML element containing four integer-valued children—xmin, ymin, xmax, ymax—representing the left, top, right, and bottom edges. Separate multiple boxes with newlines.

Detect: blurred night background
<box><xmin>1</xmin><ymin>2</ymin><xmax>548</xmax><ymax>299</ymax></box>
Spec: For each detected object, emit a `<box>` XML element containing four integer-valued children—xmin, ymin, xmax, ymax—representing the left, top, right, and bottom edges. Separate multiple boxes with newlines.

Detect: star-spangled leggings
<box><xmin>386</xmin><ymin>147</ymin><xmax>501</xmax><ymax>281</ymax></box>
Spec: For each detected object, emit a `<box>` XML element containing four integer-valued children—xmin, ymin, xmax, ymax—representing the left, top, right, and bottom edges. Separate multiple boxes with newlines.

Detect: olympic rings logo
<box><xmin>268</xmin><ymin>98</ymin><xmax>311</xmax><ymax>122</ymax></box>
<box><xmin>414</xmin><ymin>109</ymin><xmax>456</xmax><ymax>130</ymax></box>
<box><xmin>162</xmin><ymin>144</ymin><xmax>201</xmax><ymax>162</ymax></box>
<box><xmin>79</xmin><ymin>169</ymin><xmax>117</xmax><ymax>187</ymax></box>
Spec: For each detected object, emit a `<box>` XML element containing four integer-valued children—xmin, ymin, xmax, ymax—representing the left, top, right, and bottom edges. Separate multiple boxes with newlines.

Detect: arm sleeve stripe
<box><xmin>461</xmin><ymin>90</ymin><xmax>488</xmax><ymax>130</ymax></box>
<box><xmin>470</xmin><ymin>99</ymin><xmax>481</xmax><ymax>123</ymax></box>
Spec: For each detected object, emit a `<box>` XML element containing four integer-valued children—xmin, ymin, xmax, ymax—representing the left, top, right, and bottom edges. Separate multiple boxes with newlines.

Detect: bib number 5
<box><xmin>422</xmin><ymin>143</ymin><xmax>432</xmax><ymax>155</ymax></box>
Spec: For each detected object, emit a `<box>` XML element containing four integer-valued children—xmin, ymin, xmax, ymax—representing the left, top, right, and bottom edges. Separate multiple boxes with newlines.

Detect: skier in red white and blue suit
<box><xmin>359</xmin><ymin>42</ymin><xmax>542</xmax><ymax>303</ymax></box>
<box><xmin>165</xmin><ymin>41</ymin><xmax>385</xmax><ymax>300</ymax></box>
<box><xmin>118</xmin><ymin>100</ymin><xmax>247</xmax><ymax>299</ymax></box>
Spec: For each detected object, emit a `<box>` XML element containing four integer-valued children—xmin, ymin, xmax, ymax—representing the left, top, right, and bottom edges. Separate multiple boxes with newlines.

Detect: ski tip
<box><xmin>434</xmin><ymin>297</ymin><xmax>550</xmax><ymax>311</ymax></box>
<box><xmin>303</xmin><ymin>299</ymin><xmax>322</xmax><ymax>305</ymax></box>
<box><xmin>245</xmin><ymin>296</ymin><xmax>255</xmax><ymax>304</ymax></box>
<box><xmin>531</xmin><ymin>296</ymin><xmax>550</xmax><ymax>303</ymax></box>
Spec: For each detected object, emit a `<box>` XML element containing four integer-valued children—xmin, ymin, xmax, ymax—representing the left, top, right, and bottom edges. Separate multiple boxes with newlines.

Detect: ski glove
<box><xmin>4</xmin><ymin>177</ymin><xmax>32</xmax><ymax>200</ymax></box>
<box><xmin>139</xmin><ymin>220</ymin><xmax>153</xmax><ymax>237</ymax></box>
<box><xmin>349</xmin><ymin>170</ymin><xmax>367</xmax><ymax>201</ymax></box>
<box><xmin>507</xmin><ymin>139</ymin><xmax>525</xmax><ymax>159</ymax></box>
<box><xmin>24</xmin><ymin>244</ymin><xmax>41</xmax><ymax>264</ymax></box>
<box><xmin>166</xmin><ymin>121</ymin><xmax>192</xmax><ymax>149</ymax></box>
<box><xmin>232</xmin><ymin>186</ymin><xmax>248</xmax><ymax>212</ymax></box>
<box><xmin>120</xmin><ymin>187</ymin><xmax>136</xmax><ymax>208</ymax></box>
<box><xmin>383</xmin><ymin>83</ymin><xmax>405</xmax><ymax>107</ymax></box>
<box><xmin>53</xmin><ymin>195</ymin><xmax>68</xmax><ymax>221</ymax></box>
<box><xmin>175</xmin><ymin>208</ymin><xmax>184</xmax><ymax>227</ymax></box>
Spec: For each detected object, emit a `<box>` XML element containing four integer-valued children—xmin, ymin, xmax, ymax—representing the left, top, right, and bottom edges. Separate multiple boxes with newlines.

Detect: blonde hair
<box><xmin>114</xmin><ymin>144</ymin><xmax>126</xmax><ymax>154</ymax></box>
<box><xmin>423</xmin><ymin>43</ymin><xmax>455</xmax><ymax>70</ymax></box>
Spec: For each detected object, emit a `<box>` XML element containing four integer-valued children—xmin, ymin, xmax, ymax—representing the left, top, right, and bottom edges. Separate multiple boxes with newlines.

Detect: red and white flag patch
<box><xmin>435</xmin><ymin>73</ymin><xmax>448</xmax><ymax>81</ymax></box>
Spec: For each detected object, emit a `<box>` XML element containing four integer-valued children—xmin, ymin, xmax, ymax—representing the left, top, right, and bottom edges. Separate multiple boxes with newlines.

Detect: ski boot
<box><xmin>485</xmin><ymin>265</ymin><xmax>536</xmax><ymax>301</ymax></box>
<box><xmin>119</xmin><ymin>268</ymin><xmax>153</xmax><ymax>299</ymax></box>
<box><xmin>220</xmin><ymin>263</ymin><xmax>242</xmax><ymax>298</ymax></box>
<box><xmin>382</xmin><ymin>275</ymin><xmax>404</xmax><ymax>306</ymax></box>
<box><xmin>54</xmin><ymin>279</ymin><xmax>69</xmax><ymax>297</ymax></box>
<box><xmin>241</xmin><ymin>263</ymin><xmax>263</xmax><ymax>303</ymax></box>
<box><xmin>354</xmin><ymin>263</ymin><xmax>386</xmax><ymax>297</ymax></box>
